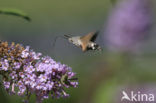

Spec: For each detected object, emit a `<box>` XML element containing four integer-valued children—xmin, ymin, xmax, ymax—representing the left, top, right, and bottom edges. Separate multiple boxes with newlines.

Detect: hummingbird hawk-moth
<box><xmin>64</xmin><ymin>31</ymin><xmax>101</xmax><ymax>52</ymax></box>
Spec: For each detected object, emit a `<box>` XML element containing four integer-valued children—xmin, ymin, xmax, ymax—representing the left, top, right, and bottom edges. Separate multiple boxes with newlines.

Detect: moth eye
<box><xmin>69</xmin><ymin>39</ymin><xmax>73</xmax><ymax>42</ymax></box>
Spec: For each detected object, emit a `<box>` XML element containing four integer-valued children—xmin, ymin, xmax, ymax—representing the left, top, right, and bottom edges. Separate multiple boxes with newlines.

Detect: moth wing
<box><xmin>80</xmin><ymin>31</ymin><xmax>99</xmax><ymax>42</ymax></box>
<box><xmin>80</xmin><ymin>32</ymin><xmax>95</xmax><ymax>42</ymax></box>
<box><xmin>90</xmin><ymin>31</ymin><xmax>99</xmax><ymax>42</ymax></box>
<box><xmin>80</xmin><ymin>31</ymin><xmax>99</xmax><ymax>51</ymax></box>
<box><xmin>81</xmin><ymin>43</ymin><xmax>88</xmax><ymax>52</ymax></box>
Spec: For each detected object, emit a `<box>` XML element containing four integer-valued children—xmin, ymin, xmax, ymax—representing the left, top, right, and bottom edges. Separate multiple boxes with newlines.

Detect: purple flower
<box><xmin>24</xmin><ymin>64</ymin><xmax>35</xmax><ymax>73</ymax></box>
<box><xmin>30</xmin><ymin>52</ymin><xmax>42</xmax><ymax>60</ymax></box>
<box><xmin>45</xmin><ymin>81</ymin><xmax>54</xmax><ymax>90</ymax></box>
<box><xmin>21</xmin><ymin>47</ymin><xmax>30</xmax><ymax>58</ymax></box>
<box><xmin>18</xmin><ymin>86</ymin><xmax>26</xmax><ymax>96</ymax></box>
<box><xmin>13</xmin><ymin>62</ymin><xmax>21</xmax><ymax>69</ymax></box>
<box><xmin>19</xmin><ymin>72</ymin><xmax>25</xmax><ymax>78</ymax></box>
<box><xmin>3</xmin><ymin>81</ymin><xmax>10</xmax><ymax>89</ymax></box>
<box><xmin>17</xmin><ymin>81</ymin><xmax>26</xmax><ymax>95</ymax></box>
<box><xmin>0</xmin><ymin>41</ymin><xmax>78</xmax><ymax>103</ymax></box>
<box><xmin>0</xmin><ymin>59</ymin><xmax>9</xmax><ymax>71</ymax></box>
<box><xmin>68</xmin><ymin>72</ymin><xmax>76</xmax><ymax>79</ymax></box>
<box><xmin>10</xmin><ymin>71</ymin><xmax>18</xmax><ymax>80</ymax></box>
<box><xmin>105</xmin><ymin>0</ymin><xmax>152</xmax><ymax>52</ymax></box>
<box><xmin>38</xmin><ymin>74</ymin><xmax>48</xmax><ymax>82</ymax></box>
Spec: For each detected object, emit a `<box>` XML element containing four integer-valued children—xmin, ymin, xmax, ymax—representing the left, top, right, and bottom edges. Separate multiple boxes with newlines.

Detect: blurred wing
<box><xmin>81</xmin><ymin>43</ymin><xmax>88</xmax><ymax>52</ymax></box>
<box><xmin>80</xmin><ymin>31</ymin><xmax>99</xmax><ymax>42</ymax></box>
<box><xmin>80</xmin><ymin>31</ymin><xmax>95</xmax><ymax>42</ymax></box>
<box><xmin>90</xmin><ymin>31</ymin><xmax>99</xmax><ymax>42</ymax></box>
<box><xmin>80</xmin><ymin>31</ymin><xmax>99</xmax><ymax>51</ymax></box>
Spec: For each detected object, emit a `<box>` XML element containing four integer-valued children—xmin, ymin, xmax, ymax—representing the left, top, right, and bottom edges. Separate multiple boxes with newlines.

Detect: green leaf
<box><xmin>0</xmin><ymin>8</ymin><xmax>31</xmax><ymax>22</ymax></box>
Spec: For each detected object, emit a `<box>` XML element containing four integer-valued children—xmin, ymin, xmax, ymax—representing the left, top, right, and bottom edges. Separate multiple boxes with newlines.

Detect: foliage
<box><xmin>0</xmin><ymin>8</ymin><xmax>31</xmax><ymax>21</ymax></box>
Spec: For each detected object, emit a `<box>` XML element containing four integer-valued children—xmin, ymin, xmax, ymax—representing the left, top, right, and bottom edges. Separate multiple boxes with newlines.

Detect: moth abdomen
<box><xmin>88</xmin><ymin>42</ymin><xmax>101</xmax><ymax>51</ymax></box>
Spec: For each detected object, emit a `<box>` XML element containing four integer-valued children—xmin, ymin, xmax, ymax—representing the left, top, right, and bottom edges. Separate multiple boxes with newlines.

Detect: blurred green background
<box><xmin>0</xmin><ymin>0</ymin><xmax>156</xmax><ymax>103</ymax></box>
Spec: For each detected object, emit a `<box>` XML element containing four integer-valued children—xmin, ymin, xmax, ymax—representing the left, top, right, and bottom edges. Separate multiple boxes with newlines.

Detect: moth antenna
<box><xmin>64</xmin><ymin>34</ymin><xmax>72</xmax><ymax>39</ymax></box>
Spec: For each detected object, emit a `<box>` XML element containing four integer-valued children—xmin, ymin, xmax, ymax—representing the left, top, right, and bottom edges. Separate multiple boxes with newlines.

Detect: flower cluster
<box><xmin>0</xmin><ymin>41</ymin><xmax>78</xmax><ymax>103</ymax></box>
<box><xmin>105</xmin><ymin>0</ymin><xmax>152</xmax><ymax>52</ymax></box>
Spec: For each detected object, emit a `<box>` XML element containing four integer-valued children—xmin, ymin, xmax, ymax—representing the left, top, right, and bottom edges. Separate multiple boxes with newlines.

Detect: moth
<box><xmin>64</xmin><ymin>31</ymin><xmax>101</xmax><ymax>52</ymax></box>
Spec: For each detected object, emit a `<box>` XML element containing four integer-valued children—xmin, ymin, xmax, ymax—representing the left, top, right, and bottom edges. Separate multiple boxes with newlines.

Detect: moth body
<box><xmin>87</xmin><ymin>42</ymin><xmax>101</xmax><ymax>51</ymax></box>
<box><xmin>65</xmin><ymin>31</ymin><xmax>101</xmax><ymax>52</ymax></box>
<box><xmin>68</xmin><ymin>36</ymin><xmax>82</xmax><ymax>47</ymax></box>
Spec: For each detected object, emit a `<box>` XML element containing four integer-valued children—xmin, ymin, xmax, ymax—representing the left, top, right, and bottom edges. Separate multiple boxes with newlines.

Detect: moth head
<box><xmin>64</xmin><ymin>34</ymin><xmax>74</xmax><ymax>43</ymax></box>
<box><xmin>68</xmin><ymin>37</ymin><xmax>82</xmax><ymax>47</ymax></box>
<box><xmin>68</xmin><ymin>38</ymin><xmax>74</xmax><ymax>43</ymax></box>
